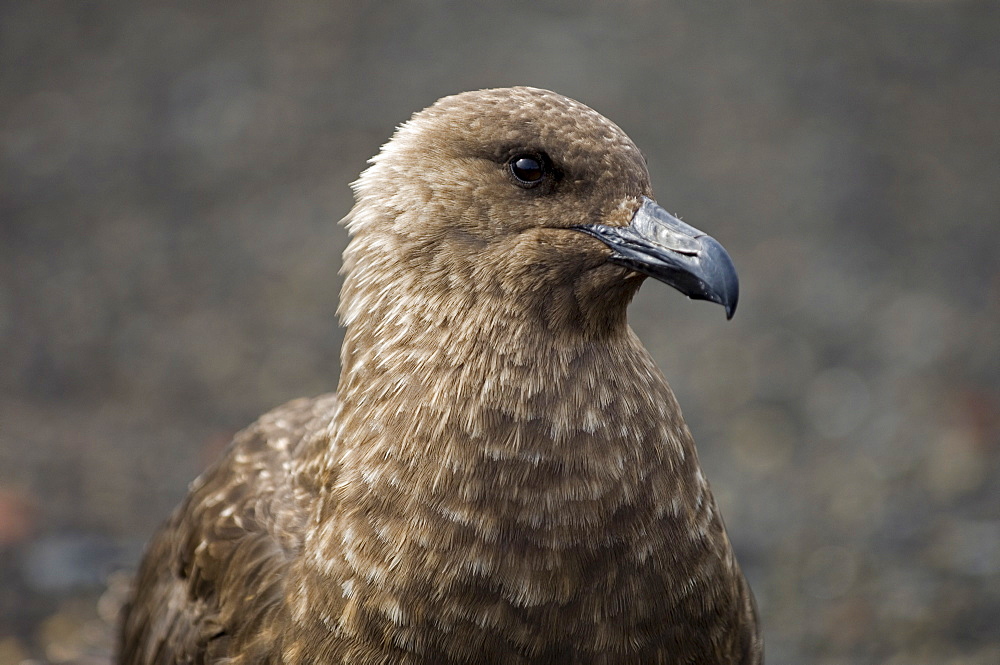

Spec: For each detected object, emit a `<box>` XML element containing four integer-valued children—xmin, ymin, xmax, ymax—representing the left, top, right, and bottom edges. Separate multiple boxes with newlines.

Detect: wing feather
<box><xmin>118</xmin><ymin>394</ymin><xmax>338</xmax><ymax>664</ymax></box>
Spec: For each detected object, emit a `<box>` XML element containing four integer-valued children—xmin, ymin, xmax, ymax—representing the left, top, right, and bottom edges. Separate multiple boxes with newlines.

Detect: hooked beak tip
<box><xmin>574</xmin><ymin>197</ymin><xmax>740</xmax><ymax>319</ymax></box>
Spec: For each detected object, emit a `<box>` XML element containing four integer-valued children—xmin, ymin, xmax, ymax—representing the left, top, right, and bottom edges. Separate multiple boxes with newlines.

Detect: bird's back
<box><xmin>118</xmin><ymin>394</ymin><xmax>338</xmax><ymax>664</ymax></box>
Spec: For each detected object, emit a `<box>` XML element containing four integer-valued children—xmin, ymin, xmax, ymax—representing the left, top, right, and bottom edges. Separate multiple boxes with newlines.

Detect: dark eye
<box><xmin>508</xmin><ymin>155</ymin><xmax>545</xmax><ymax>187</ymax></box>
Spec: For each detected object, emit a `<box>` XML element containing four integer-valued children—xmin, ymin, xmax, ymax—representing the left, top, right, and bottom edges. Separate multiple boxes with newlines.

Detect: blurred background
<box><xmin>1</xmin><ymin>1</ymin><xmax>998</xmax><ymax>663</ymax></box>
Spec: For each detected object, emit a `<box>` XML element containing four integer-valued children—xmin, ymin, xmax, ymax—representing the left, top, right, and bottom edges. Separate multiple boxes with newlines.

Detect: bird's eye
<box><xmin>508</xmin><ymin>155</ymin><xmax>546</xmax><ymax>187</ymax></box>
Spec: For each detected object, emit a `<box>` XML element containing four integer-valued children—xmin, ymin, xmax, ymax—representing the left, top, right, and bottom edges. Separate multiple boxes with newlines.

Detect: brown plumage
<box><xmin>119</xmin><ymin>87</ymin><xmax>761</xmax><ymax>664</ymax></box>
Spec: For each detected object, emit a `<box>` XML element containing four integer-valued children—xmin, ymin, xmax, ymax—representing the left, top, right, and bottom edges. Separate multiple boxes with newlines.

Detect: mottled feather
<box><xmin>120</xmin><ymin>87</ymin><xmax>762</xmax><ymax>664</ymax></box>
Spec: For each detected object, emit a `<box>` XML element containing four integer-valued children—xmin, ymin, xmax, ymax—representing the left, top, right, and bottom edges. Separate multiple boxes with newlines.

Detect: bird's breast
<box><xmin>285</xmin><ymin>331</ymin><xmax>732</xmax><ymax>660</ymax></box>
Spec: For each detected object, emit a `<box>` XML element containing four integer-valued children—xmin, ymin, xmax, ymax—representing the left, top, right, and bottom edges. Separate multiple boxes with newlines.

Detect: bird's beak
<box><xmin>575</xmin><ymin>196</ymin><xmax>740</xmax><ymax>319</ymax></box>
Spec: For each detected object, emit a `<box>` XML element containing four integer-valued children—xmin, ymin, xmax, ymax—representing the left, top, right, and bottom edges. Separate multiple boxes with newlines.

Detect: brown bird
<box><xmin>119</xmin><ymin>87</ymin><xmax>761</xmax><ymax>664</ymax></box>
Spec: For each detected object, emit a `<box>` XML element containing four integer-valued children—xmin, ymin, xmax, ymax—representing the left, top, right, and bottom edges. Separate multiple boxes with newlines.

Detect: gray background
<box><xmin>2</xmin><ymin>1</ymin><xmax>998</xmax><ymax>663</ymax></box>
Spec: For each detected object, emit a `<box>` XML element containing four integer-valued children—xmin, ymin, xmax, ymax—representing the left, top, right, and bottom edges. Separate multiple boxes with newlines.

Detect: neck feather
<box><xmin>287</xmin><ymin>227</ymin><xmax>722</xmax><ymax>649</ymax></box>
<box><xmin>328</xmin><ymin>229</ymin><xmax>701</xmax><ymax>524</ymax></box>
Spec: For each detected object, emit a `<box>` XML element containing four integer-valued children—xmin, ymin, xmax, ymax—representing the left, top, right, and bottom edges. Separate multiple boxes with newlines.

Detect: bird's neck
<box><xmin>332</xmin><ymin>258</ymin><xmax>685</xmax><ymax>464</ymax></box>
<box><xmin>320</xmin><ymin>277</ymin><xmax>706</xmax><ymax>539</ymax></box>
<box><xmin>288</xmin><ymin>281</ymin><xmax>722</xmax><ymax>652</ymax></box>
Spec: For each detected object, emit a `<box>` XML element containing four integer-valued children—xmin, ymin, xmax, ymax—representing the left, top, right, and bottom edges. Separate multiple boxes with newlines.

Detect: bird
<box><xmin>119</xmin><ymin>86</ymin><xmax>761</xmax><ymax>664</ymax></box>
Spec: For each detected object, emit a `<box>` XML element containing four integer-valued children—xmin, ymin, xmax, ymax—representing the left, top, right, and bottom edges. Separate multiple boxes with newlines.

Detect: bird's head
<box><xmin>342</xmin><ymin>87</ymin><xmax>738</xmax><ymax>337</ymax></box>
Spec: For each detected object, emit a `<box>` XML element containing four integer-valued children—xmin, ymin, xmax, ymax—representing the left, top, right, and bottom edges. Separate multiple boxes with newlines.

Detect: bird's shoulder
<box><xmin>119</xmin><ymin>393</ymin><xmax>339</xmax><ymax>664</ymax></box>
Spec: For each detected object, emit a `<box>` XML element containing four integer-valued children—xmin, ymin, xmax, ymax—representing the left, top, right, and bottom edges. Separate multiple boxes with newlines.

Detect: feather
<box><xmin>119</xmin><ymin>87</ymin><xmax>761</xmax><ymax>664</ymax></box>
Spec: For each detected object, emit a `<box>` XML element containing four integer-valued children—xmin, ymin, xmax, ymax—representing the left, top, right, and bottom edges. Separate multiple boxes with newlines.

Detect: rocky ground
<box><xmin>2</xmin><ymin>2</ymin><xmax>998</xmax><ymax>663</ymax></box>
